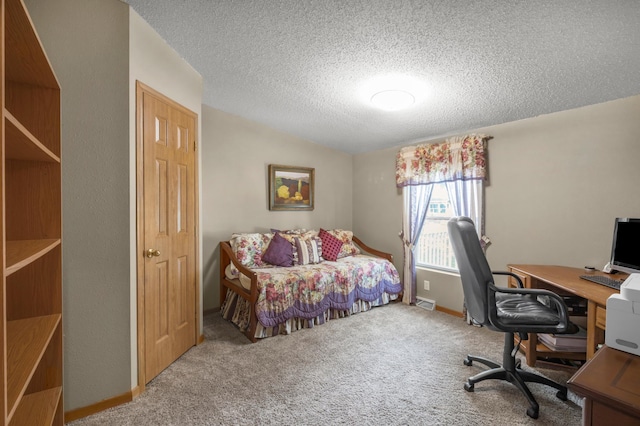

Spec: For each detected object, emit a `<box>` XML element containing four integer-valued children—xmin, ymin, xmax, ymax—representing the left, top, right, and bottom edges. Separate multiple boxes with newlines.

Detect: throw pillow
<box><xmin>293</xmin><ymin>236</ymin><xmax>323</xmax><ymax>265</ymax></box>
<box><xmin>327</xmin><ymin>229</ymin><xmax>361</xmax><ymax>258</ymax></box>
<box><xmin>319</xmin><ymin>228</ymin><xmax>343</xmax><ymax>261</ymax></box>
<box><xmin>230</xmin><ymin>232</ymin><xmax>271</xmax><ymax>267</ymax></box>
<box><xmin>277</xmin><ymin>229</ymin><xmax>314</xmax><ymax>246</ymax></box>
<box><xmin>262</xmin><ymin>233</ymin><xmax>294</xmax><ymax>267</ymax></box>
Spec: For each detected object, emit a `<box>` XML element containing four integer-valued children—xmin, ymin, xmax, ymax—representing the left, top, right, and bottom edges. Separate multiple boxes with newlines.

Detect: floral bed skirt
<box><xmin>221</xmin><ymin>288</ymin><xmax>398</xmax><ymax>339</ymax></box>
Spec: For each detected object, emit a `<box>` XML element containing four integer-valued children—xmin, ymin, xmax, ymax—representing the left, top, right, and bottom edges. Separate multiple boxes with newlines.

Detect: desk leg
<box><xmin>525</xmin><ymin>333</ymin><xmax>537</xmax><ymax>367</ymax></box>
<box><xmin>587</xmin><ymin>300</ymin><xmax>596</xmax><ymax>359</ymax></box>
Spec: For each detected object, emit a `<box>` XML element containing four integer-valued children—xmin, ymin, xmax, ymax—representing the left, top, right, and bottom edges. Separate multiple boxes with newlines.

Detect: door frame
<box><xmin>135</xmin><ymin>81</ymin><xmax>201</xmax><ymax>390</ymax></box>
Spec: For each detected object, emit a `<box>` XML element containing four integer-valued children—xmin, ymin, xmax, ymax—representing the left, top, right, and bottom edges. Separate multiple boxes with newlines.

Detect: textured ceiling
<box><xmin>124</xmin><ymin>0</ymin><xmax>640</xmax><ymax>154</ymax></box>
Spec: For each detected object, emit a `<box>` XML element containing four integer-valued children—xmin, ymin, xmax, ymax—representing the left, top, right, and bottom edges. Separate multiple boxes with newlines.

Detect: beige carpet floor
<box><xmin>69</xmin><ymin>303</ymin><xmax>583</xmax><ymax>425</ymax></box>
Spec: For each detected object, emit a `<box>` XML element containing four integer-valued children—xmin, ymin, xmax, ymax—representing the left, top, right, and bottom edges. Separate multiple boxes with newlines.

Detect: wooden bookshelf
<box><xmin>2</xmin><ymin>0</ymin><xmax>63</xmax><ymax>424</ymax></box>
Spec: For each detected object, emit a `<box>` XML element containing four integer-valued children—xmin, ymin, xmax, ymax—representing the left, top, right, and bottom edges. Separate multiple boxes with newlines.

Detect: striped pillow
<box><xmin>293</xmin><ymin>237</ymin><xmax>323</xmax><ymax>265</ymax></box>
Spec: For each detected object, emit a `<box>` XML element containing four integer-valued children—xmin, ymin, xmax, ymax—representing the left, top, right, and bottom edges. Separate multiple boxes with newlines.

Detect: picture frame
<box><xmin>268</xmin><ymin>164</ymin><xmax>314</xmax><ymax>211</ymax></box>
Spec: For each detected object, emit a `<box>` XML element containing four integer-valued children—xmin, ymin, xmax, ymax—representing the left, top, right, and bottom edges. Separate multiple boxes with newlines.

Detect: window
<box><xmin>415</xmin><ymin>183</ymin><xmax>457</xmax><ymax>271</ymax></box>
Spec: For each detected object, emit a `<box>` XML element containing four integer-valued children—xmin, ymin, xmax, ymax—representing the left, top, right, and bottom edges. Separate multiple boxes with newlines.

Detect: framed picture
<box><xmin>268</xmin><ymin>164</ymin><xmax>314</xmax><ymax>211</ymax></box>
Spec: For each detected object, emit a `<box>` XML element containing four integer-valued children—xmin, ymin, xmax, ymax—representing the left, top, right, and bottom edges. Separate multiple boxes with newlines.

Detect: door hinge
<box><xmin>194</xmin><ymin>140</ymin><xmax>197</xmax><ymax>151</ymax></box>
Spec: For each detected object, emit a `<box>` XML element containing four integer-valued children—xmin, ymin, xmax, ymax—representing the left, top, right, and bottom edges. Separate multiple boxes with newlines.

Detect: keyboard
<box><xmin>579</xmin><ymin>274</ymin><xmax>623</xmax><ymax>290</ymax></box>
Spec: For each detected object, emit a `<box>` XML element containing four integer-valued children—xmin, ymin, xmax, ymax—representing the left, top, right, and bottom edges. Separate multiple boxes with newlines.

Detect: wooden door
<box><xmin>138</xmin><ymin>83</ymin><xmax>197</xmax><ymax>383</ymax></box>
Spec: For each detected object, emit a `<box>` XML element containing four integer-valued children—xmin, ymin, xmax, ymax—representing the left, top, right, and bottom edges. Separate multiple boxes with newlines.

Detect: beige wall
<box><xmin>25</xmin><ymin>0</ymin><xmax>132</xmax><ymax>412</ymax></box>
<box><xmin>354</xmin><ymin>94</ymin><xmax>640</xmax><ymax>313</ymax></box>
<box><xmin>352</xmin><ymin>148</ymin><xmax>403</xmax><ymax>270</ymax></box>
<box><xmin>201</xmin><ymin>106</ymin><xmax>353</xmax><ymax>309</ymax></box>
<box><xmin>484</xmin><ymin>95</ymin><xmax>640</xmax><ymax>278</ymax></box>
<box><xmin>129</xmin><ymin>9</ymin><xmax>203</xmax><ymax>389</ymax></box>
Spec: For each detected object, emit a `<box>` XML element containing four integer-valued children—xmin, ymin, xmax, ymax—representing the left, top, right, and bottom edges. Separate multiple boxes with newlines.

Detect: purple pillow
<box><xmin>262</xmin><ymin>233</ymin><xmax>294</xmax><ymax>267</ymax></box>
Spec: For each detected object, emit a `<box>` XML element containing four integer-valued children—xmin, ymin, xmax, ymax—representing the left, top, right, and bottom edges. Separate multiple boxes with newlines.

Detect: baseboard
<box><xmin>436</xmin><ymin>305</ymin><xmax>464</xmax><ymax>318</ymax></box>
<box><xmin>131</xmin><ymin>385</ymin><xmax>142</xmax><ymax>398</ymax></box>
<box><xmin>64</xmin><ymin>386</ymin><xmax>140</xmax><ymax>423</ymax></box>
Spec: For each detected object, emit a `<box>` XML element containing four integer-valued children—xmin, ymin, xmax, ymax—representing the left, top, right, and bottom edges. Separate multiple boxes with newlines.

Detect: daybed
<box><xmin>219</xmin><ymin>229</ymin><xmax>402</xmax><ymax>342</ymax></box>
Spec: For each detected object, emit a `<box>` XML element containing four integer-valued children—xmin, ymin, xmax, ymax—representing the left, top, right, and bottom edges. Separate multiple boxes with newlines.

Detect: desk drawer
<box><xmin>595</xmin><ymin>305</ymin><xmax>607</xmax><ymax>329</ymax></box>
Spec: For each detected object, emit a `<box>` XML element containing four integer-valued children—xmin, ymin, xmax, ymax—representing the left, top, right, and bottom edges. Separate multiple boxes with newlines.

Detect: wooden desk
<box><xmin>567</xmin><ymin>346</ymin><xmax>640</xmax><ymax>425</ymax></box>
<box><xmin>507</xmin><ymin>265</ymin><xmax>623</xmax><ymax>367</ymax></box>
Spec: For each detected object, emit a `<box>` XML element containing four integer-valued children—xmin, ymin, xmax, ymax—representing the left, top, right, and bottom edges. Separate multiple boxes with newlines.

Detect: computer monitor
<box><xmin>610</xmin><ymin>218</ymin><xmax>640</xmax><ymax>275</ymax></box>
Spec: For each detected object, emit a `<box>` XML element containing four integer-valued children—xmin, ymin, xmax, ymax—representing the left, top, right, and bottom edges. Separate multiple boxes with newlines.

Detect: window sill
<box><xmin>416</xmin><ymin>265</ymin><xmax>460</xmax><ymax>278</ymax></box>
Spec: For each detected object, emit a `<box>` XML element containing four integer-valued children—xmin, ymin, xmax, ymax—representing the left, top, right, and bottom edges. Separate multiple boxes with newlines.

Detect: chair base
<box><xmin>463</xmin><ymin>333</ymin><xmax>568</xmax><ymax>419</ymax></box>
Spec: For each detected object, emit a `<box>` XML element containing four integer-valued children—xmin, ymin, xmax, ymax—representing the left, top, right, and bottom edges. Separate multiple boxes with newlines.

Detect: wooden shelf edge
<box><xmin>4</xmin><ymin>110</ymin><xmax>60</xmax><ymax>162</ymax></box>
<box><xmin>6</xmin><ymin>315</ymin><xmax>62</xmax><ymax>417</ymax></box>
<box><xmin>5</xmin><ymin>239</ymin><xmax>61</xmax><ymax>276</ymax></box>
<box><xmin>8</xmin><ymin>387</ymin><xmax>62</xmax><ymax>426</ymax></box>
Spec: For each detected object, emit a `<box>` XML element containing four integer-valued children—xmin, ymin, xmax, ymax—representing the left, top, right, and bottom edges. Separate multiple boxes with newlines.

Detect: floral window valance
<box><xmin>395</xmin><ymin>134</ymin><xmax>488</xmax><ymax>187</ymax></box>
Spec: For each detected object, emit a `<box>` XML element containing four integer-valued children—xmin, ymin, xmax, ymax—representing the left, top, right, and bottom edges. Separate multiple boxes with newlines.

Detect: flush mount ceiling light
<box><xmin>370</xmin><ymin>89</ymin><xmax>415</xmax><ymax>111</ymax></box>
<box><xmin>360</xmin><ymin>74</ymin><xmax>429</xmax><ymax>111</ymax></box>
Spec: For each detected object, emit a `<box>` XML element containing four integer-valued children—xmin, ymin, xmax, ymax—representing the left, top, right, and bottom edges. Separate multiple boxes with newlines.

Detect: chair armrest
<box><xmin>492</xmin><ymin>271</ymin><xmax>524</xmax><ymax>288</ymax></box>
<box><xmin>486</xmin><ymin>282</ymin><xmax>572</xmax><ymax>334</ymax></box>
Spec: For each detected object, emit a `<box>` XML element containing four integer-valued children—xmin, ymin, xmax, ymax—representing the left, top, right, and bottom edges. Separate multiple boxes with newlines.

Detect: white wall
<box><xmin>354</xmin><ymin>94</ymin><xmax>640</xmax><ymax>313</ymax></box>
<box><xmin>129</xmin><ymin>9</ymin><xmax>203</xmax><ymax>388</ymax></box>
<box><xmin>201</xmin><ymin>106</ymin><xmax>353</xmax><ymax>309</ymax></box>
<box><xmin>24</xmin><ymin>0</ymin><xmax>132</xmax><ymax>412</ymax></box>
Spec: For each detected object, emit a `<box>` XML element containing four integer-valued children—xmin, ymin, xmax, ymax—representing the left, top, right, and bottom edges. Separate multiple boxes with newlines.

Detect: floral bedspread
<box><xmin>252</xmin><ymin>255</ymin><xmax>402</xmax><ymax>327</ymax></box>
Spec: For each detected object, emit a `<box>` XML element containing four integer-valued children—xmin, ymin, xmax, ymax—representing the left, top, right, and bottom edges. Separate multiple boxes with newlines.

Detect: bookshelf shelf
<box><xmin>5</xmin><ymin>239</ymin><xmax>60</xmax><ymax>276</ymax></box>
<box><xmin>5</xmin><ymin>111</ymin><xmax>60</xmax><ymax>163</ymax></box>
<box><xmin>521</xmin><ymin>340</ymin><xmax>587</xmax><ymax>361</ymax></box>
<box><xmin>10</xmin><ymin>387</ymin><xmax>62</xmax><ymax>426</ymax></box>
<box><xmin>6</xmin><ymin>315</ymin><xmax>61</xmax><ymax>416</ymax></box>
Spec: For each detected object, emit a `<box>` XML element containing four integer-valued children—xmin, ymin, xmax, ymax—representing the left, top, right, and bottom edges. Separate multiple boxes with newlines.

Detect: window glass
<box><xmin>415</xmin><ymin>183</ymin><xmax>458</xmax><ymax>271</ymax></box>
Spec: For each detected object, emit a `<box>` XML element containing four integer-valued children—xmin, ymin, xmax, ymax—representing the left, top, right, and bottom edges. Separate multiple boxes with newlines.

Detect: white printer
<box><xmin>606</xmin><ymin>273</ymin><xmax>640</xmax><ymax>356</ymax></box>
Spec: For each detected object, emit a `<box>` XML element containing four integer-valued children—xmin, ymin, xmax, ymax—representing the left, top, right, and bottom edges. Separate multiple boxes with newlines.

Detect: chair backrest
<box><xmin>447</xmin><ymin>216</ymin><xmax>493</xmax><ymax>326</ymax></box>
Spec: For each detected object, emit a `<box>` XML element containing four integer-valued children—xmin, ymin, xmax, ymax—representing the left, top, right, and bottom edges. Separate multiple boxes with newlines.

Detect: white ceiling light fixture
<box><xmin>370</xmin><ymin>89</ymin><xmax>415</xmax><ymax>111</ymax></box>
<box><xmin>360</xmin><ymin>74</ymin><xmax>428</xmax><ymax>112</ymax></box>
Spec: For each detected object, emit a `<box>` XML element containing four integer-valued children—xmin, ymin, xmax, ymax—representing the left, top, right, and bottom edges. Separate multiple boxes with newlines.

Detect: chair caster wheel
<box><xmin>556</xmin><ymin>390</ymin><xmax>568</xmax><ymax>401</ymax></box>
<box><xmin>463</xmin><ymin>357</ymin><xmax>473</xmax><ymax>366</ymax></box>
<box><xmin>515</xmin><ymin>359</ymin><xmax>522</xmax><ymax>369</ymax></box>
<box><xmin>526</xmin><ymin>407</ymin><xmax>539</xmax><ymax>419</ymax></box>
<box><xmin>464</xmin><ymin>382</ymin><xmax>474</xmax><ymax>392</ymax></box>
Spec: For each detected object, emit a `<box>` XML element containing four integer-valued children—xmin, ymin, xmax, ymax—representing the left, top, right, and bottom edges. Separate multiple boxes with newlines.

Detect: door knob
<box><xmin>146</xmin><ymin>248</ymin><xmax>161</xmax><ymax>258</ymax></box>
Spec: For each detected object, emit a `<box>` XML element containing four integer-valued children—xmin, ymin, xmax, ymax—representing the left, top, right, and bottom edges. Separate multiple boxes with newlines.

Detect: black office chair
<box><xmin>447</xmin><ymin>216</ymin><xmax>577</xmax><ymax>419</ymax></box>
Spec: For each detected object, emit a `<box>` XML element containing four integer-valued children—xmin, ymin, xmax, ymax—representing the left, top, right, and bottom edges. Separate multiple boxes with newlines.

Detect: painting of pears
<box><xmin>275</xmin><ymin>175</ymin><xmax>310</xmax><ymax>204</ymax></box>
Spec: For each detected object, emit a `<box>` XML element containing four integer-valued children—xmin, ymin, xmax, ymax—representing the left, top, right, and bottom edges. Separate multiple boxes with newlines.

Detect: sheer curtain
<box><xmin>445</xmin><ymin>179</ymin><xmax>483</xmax><ymax>239</ymax></box>
<box><xmin>400</xmin><ymin>184</ymin><xmax>433</xmax><ymax>304</ymax></box>
<box><xmin>396</xmin><ymin>134</ymin><xmax>488</xmax><ymax>304</ymax></box>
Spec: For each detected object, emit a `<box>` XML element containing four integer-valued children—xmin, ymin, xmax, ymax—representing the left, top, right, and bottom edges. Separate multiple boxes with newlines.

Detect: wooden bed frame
<box><xmin>219</xmin><ymin>236</ymin><xmax>394</xmax><ymax>342</ymax></box>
